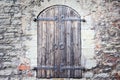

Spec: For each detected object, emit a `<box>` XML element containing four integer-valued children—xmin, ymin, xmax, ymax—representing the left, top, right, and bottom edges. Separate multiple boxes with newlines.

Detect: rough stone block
<box><xmin>0</xmin><ymin>78</ymin><xmax>8</xmax><ymax>80</ymax></box>
<box><xmin>0</xmin><ymin>38</ymin><xmax>13</xmax><ymax>44</ymax></box>
<box><xmin>102</xmin><ymin>64</ymin><xmax>112</xmax><ymax>73</ymax></box>
<box><xmin>3</xmin><ymin>6</ymin><xmax>11</xmax><ymax>13</ymax></box>
<box><xmin>0</xmin><ymin>13</ymin><xmax>10</xmax><ymax>19</ymax></box>
<box><xmin>0</xmin><ymin>35</ymin><xmax>3</xmax><ymax>39</ymax></box>
<box><xmin>0</xmin><ymin>52</ymin><xmax>4</xmax><ymax>57</ymax></box>
<box><xmin>0</xmin><ymin>69</ymin><xmax>13</xmax><ymax>75</ymax></box>
<box><xmin>14</xmin><ymin>33</ymin><xmax>21</xmax><ymax>37</ymax></box>
<box><xmin>3</xmin><ymin>6</ymin><xmax>20</xmax><ymax>13</ymax></box>
<box><xmin>0</xmin><ymin>18</ymin><xmax>10</xmax><ymax>25</ymax></box>
<box><xmin>0</xmin><ymin>28</ymin><xmax>6</xmax><ymax>34</ymax></box>
<box><xmin>6</xmin><ymin>27</ymin><xmax>18</xmax><ymax>33</ymax></box>
<box><xmin>0</xmin><ymin>6</ymin><xmax>3</xmax><ymax>13</ymax></box>
<box><xmin>9</xmin><ymin>37</ymin><xmax>21</xmax><ymax>44</ymax></box>
<box><xmin>0</xmin><ymin>45</ymin><xmax>13</xmax><ymax>50</ymax></box>
<box><xmin>84</xmin><ymin>72</ymin><xmax>94</xmax><ymax>78</ymax></box>
<box><xmin>5</xmin><ymin>0</ymin><xmax>16</xmax><ymax>3</ymax></box>
<box><xmin>14</xmin><ymin>13</ymin><xmax>21</xmax><ymax>17</ymax></box>
<box><xmin>3</xmin><ymin>62</ymin><xmax>12</xmax><ymax>66</ymax></box>
<box><xmin>84</xmin><ymin>59</ymin><xmax>97</xmax><ymax>69</ymax></box>
<box><xmin>11</xmin><ymin>18</ymin><xmax>21</xmax><ymax>24</ymax></box>
<box><xmin>4</xmin><ymin>33</ymin><xmax>15</xmax><ymax>38</ymax></box>
<box><xmin>93</xmin><ymin>73</ymin><xmax>109</xmax><ymax>78</ymax></box>
<box><xmin>12</xmin><ymin>6</ymin><xmax>20</xmax><ymax>14</ymax></box>
<box><xmin>116</xmin><ymin>64</ymin><xmax>120</xmax><ymax>71</ymax></box>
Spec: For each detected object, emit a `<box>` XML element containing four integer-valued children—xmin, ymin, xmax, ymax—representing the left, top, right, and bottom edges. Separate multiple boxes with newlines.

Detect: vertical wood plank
<box><xmin>74</xmin><ymin>21</ymin><xmax>81</xmax><ymax>77</ymax></box>
<box><xmin>50</xmin><ymin>7</ymin><xmax>55</xmax><ymax>78</ymax></box>
<box><xmin>78</xmin><ymin>20</ymin><xmax>82</xmax><ymax>78</ymax></box>
<box><xmin>70</xmin><ymin>21</ymin><xmax>74</xmax><ymax>77</ymax></box>
<box><xmin>61</xmin><ymin>6</ymin><xmax>67</xmax><ymax>78</ymax></box>
<box><xmin>66</xmin><ymin>7</ymin><xmax>70</xmax><ymax>78</ymax></box>
<box><xmin>63</xmin><ymin>21</ymin><xmax>67</xmax><ymax>78</ymax></box>
<box><xmin>45</xmin><ymin>7</ymin><xmax>56</xmax><ymax>78</ymax></box>
<box><xmin>46</xmin><ymin>10</ymin><xmax>50</xmax><ymax>78</ymax></box>
<box><xmin>54</xmin><ymin>6</ymin><xmax>60</xmax><ymax>77</ymax></box>
<box><xmin>70</xmin><ymin>9</ymin><xmax>75</xmax><ymax>78</ymax></box>
<box><xmin>41</xmin><ymin>11</ymin><xmax>47</xmax><ymax>77</ymax></box>
<box><xmin>38</xmin><ymin>13</ymin><xmax>45</xmax><ymax>78</ymax></box>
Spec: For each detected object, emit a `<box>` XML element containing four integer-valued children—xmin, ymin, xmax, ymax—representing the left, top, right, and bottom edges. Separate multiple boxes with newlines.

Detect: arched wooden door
<box><xmin>36</xmin><ymin>5</ymin><xmax>83</xmax><ymax>78</ymax></box>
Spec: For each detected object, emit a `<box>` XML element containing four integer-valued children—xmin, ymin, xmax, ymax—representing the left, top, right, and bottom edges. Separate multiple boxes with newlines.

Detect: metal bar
<box><xmin>35</xmin><ymin>17</ymin><xmax>57</xmax><ymax>21</ymax></box>
<box><xmin>34</xmin><ymin>66</ymin><xmax>57</xmax><ymax>70</ymax></box>
<box><xmin>34</xmin><ymin>66</ymin><xmax>84</xmax><ymax>70</ymax></box>
<box><xmin>34</xmin><ymin>17</ymin><xmax>86</xmax><ymax>22</ymax></box>
<box><xmin>62</xmin><ymin>18</ymin><xmax>81</xmax><ymax>21</ymax></box>
<box><xmin>61</xmin><ymin>66</ymin><xmax>85</xmax><ymax>70</ymax></box>
<box><xmin>62</xmin><ymin>18</ymin><xmax>86</xmax><ymax>22</ymax></box>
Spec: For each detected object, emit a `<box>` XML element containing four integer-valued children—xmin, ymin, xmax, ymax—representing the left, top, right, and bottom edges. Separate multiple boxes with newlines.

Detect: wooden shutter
<box><xmin>37</xmin><ymin>5</ymin><xmax>82</xmax><ymax>78</ymax></box>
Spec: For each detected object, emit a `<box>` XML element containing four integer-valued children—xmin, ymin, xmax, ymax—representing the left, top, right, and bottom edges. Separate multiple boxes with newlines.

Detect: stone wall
<box><xmin>92</xmin><ymin>1</ymin><xmax>120</xmax><ymax>80</ymax></box>
<box><xmin>0</xmin><ymin>0</ymin><xmax>120</xmax><ymax>80</ymax></box>
<box><xmin>0</xmin><ymin>0</ymin><xmax>33</xmax><ymax>80</ymax></box>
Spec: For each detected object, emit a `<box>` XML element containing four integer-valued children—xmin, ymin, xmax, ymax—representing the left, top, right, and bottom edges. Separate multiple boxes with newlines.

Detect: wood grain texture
<box><xmin>37</xmin><ymin>5</ymin><xmax>82</xmax><ymax>78</ymax></box>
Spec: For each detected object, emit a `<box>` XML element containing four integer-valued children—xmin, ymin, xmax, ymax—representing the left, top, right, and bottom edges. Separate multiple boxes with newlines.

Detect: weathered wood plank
<box><xmin>46</xmin><ymin>10</ymin><xmax>50</xmax><ymax>78</ymax></box>
<box><xmin>66</xmin><ymin>27</ymin><xmax>70</xmax><ymax>78</ymax></box>
<box><xmin>50</xmin><ymin>7</ymin><xmax>55</xmax><ymax>78</ymax></box>
<box><xmin>69</xmin><ymin>9</ymin><xmax>75</xmax><ymax>77</ymax></box>
<box><xmin>41</xmin><ymin>11</ymin><xmax>47</xmax><ymax>77</ymax></box>
<box><xmin>74</xmin><ymin>21</ymin><xmax>81</xmax><ymax>77</ymax></box>
<box><xmin>37</xmin><ymin>13</ymin><xmax>44</xmax><ymax>78</ymax></box>
<box><xmin>61</xmin><ymin>6</ymin><xmax>67</xmax><ymax>77</ymax></box>
<box><xmin>70</xmin><ymin>22</ymin><xmax>74</xmax><ymax>77</ymax></box>
<box><xmin>66</xmin><ymin>8</ymin><xmax>71</xmax><ymax>78</ymax></box>
<box><xmin>37</xmin><ymin>5</ymin><xmax>82</xmax><ymax>78</ymax></box>
<box><xmin>46</xmin><ymin>7</ymin><xmax>56</xmax><ymax>78</ymax></box>
<box><xmin>54</xmin><ymin>6</ymin><xmax>60</xmax><ymax>77</ymax></box>
<box><xmin>78</xmin><ymin>20</ymin><xmax>82</xmax><ymax>78</ymax></box>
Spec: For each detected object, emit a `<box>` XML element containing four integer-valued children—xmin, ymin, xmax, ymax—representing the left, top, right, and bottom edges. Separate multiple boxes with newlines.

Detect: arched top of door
<box><xmin>34</xmin><ymin>5</ymin><xmax>86</xmax><ymax>22</ymax></box>
<box><xmin>37</xmin><ymin>5</ymin><xmax>81</xmax><ymax>18</ymax></box>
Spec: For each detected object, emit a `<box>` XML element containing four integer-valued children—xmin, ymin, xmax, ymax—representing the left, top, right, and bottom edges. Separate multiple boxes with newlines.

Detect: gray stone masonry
<box><xmin>0</xmin><ymin>0</ymin><xmax>120</xmax><ymax>80</ymax></box>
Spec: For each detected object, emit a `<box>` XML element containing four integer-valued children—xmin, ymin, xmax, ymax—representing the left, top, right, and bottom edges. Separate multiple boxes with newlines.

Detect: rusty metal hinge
<box><xmin>33</xmin><ymin>65</ymin><xmax>85</xmax><ymax>72</ymax></box>
<box><xmin>34</xmin><ymin>17</ymin><xmax>86</xmax><ymax>22</ymax></box>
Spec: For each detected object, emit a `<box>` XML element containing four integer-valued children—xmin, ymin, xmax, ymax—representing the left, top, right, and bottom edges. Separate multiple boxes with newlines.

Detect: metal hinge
<box><xmin>33</xmin><ymin>65</ymin><xmax>85</xmax><ymax>72</ymax></box>
<box><xmin>34</xmin><ymin>17</ymin><xmax>86</xmax><ymax>22</ymax></box>
<box><xmin>62</xmin><ymin>18</ymin><xmax>86</xmax><ymax>22</ymax></box>
<box><xmin>34</xmin><ymin>17</ymin><xmax>57</xmax><ymax>22</ymax></box>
